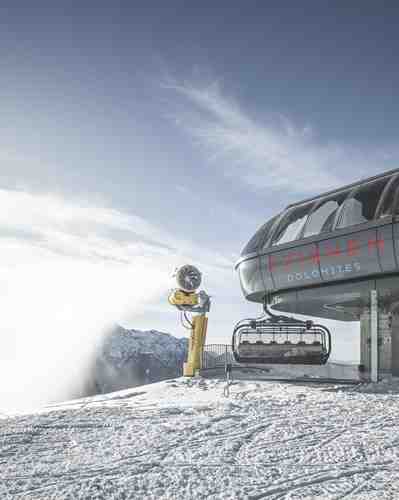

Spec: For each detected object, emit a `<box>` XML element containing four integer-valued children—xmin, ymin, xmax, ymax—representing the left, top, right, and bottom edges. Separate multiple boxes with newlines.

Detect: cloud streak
<box><xmin>165</xmin><ymin>80</ymin><xmax>393</xmax><ymax>195</ymax></box>
<box><xmin>0</xmin><ymin>188</ymin><xmax>232</xmax><ymax>268</ymax></box>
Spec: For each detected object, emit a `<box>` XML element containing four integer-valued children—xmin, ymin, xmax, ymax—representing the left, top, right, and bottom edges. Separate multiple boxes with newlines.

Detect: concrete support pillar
<box><xmin>379</xmin><ymin>311</ymin><xmax>392</xmax><ymax>374</ymax></box>
<box><xmin>370</xmin><ymin>290</ymin><xmax>378</xmax><ymax>382</ymax></box>
<box><xmin>391</xmin><ymin>310</ymin><xmax>399</xmax><ymax>376</ymax></box>
<box><xmin>360</xmin><ymin>308</ymin><xmax>370</xmax><ymax>375</ymax></box>
<box><xmin>360</xmin><ymin>297</ymin><xmax>392</xmax><ymax>379</ymax></box>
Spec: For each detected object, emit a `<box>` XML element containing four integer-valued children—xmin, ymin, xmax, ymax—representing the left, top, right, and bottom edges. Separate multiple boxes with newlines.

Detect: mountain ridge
<box><xmin>88</xmin><ymin>324</ymin><xmax>188</xmax><ymax>396</ymax></box>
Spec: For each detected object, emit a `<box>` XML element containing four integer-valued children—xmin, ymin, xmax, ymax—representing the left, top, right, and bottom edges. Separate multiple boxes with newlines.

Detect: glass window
<box><xmin>337</xmin><ymin>178</ymin><xmax>389</xmax><ymax>229</ymax></box>
<box><xmin>272</xmin><ymin>203</ymin><xmax>313</xmax><ymax>246</ymax></box>
<box><xmin>378</xmin><ymin>175</ymin><xmax>399</xmax><ymax>218</ymax></box>
<box><xmin>303</xmin><ymin>191</ymin><xmax>350</xmax><ymax>237</ymax></box>
<box><xmin>241</xmin><ymin>216</ymin><xmax>277</xmax><ymax>255</ymax></box>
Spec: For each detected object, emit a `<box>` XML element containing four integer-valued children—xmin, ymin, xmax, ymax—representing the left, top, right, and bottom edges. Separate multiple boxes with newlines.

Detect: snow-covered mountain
<box><xmin>87</xmin><ymin>325</ymin><xmax>188</xmax><ymax>395</ymax></box>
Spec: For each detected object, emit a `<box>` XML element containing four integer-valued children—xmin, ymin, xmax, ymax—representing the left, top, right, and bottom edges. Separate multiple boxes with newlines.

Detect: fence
<box><xmin>201</xmin><ymin>344</ymin><xmax>239</xmax><ymax>370</ymax></box>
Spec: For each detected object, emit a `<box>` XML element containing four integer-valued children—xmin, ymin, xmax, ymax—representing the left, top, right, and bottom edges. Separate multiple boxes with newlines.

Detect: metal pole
<box><xmin>370</xmin><ymin>289</ymin><xmax>378</xmax><ymax>383</ymax></box>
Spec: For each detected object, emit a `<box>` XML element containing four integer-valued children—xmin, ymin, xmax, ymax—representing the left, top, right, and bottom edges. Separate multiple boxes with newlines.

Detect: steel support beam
<box><xmin>370</xmin><ymin>289</ymin><xmax>378</xmax><ymax>383</ymax></box>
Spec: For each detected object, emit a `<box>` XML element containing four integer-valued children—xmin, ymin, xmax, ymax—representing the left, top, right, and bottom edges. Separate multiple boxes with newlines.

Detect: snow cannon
<box><xmin>175</xmin><ymin>264</ymin><xmax>202</xmax><ymax>292</ymax></box>
<box><xmin>168</xmin><ymin>265</ymin><xmax>210</xmax><ymax>377</ymax></box>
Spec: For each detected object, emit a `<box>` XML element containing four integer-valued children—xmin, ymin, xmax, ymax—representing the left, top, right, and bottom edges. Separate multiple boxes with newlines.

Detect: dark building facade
<box><xmin>237</xmin><ymin>168</ymin><xmax>399</xmax><ymax>376</ymax></box>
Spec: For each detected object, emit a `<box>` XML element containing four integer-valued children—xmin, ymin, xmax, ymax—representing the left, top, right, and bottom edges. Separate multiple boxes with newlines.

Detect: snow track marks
<box><xmin>2</xmin><ymin>378</ymin><xmax>399</xmax><ymax>499</ymax></box>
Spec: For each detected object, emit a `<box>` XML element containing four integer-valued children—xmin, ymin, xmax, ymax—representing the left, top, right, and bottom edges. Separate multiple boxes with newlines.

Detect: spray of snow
<box><xmin>0</xmin><ymin>253</ymin><xmax>172</xmax><ymax>413</ymax></box>
<box><xmin>0</xmin><ymin>189</ymin><xmax>173</xmax><ymax>413</ymax></box>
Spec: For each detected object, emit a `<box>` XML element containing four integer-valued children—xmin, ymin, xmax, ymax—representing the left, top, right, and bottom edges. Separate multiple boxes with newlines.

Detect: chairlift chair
<box><xmin>232</xmin><ymin>306</ymin><xmax>331</xmax><ymax>365</ymax></box>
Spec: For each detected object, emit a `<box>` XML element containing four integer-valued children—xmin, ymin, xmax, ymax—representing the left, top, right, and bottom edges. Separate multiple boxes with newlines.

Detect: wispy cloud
<box><xmin>0</xmin><ymin>189</ymin><xmax>174</xmax><ymax>263</ymax></box>
<box><xmin>164</xmin><ymin>79</ymin><xmax>393</xmax><ymax>194</ymax></box>
<box><xmin>0</xmin><ymin>188</ymin><xmax>232</xmax><ymax>268</ymax></box>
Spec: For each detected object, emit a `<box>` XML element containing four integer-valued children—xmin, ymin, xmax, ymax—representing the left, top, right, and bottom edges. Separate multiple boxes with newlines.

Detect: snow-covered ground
<box><xmin>2</xmin><ymin>376</ymin><xmax>399</xmax><ymax>499</ymax></box>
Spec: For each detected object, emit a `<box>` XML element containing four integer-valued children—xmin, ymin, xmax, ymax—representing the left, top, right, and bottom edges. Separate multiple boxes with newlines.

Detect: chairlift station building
<box><xmin>236</xmin><ymin>167</ymin><xmax>399</xmax><ymax>377</ymax></box>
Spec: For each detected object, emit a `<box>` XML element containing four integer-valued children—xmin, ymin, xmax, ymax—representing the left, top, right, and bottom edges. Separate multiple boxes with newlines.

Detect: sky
<box><xmin>1</xmin><ymin>2</ymin><xmax>399</xmax><ymax>409</ymax></box>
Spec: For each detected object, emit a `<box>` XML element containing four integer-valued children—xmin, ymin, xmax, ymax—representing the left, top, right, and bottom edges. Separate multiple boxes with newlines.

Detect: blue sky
<box><xmin>2</xmin><ymin>2</ymin><xmax>399</xmax><ymax>405</ymax></box>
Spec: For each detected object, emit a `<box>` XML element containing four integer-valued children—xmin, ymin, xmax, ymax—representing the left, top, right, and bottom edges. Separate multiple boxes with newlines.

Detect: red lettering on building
<box><xmin>283</xmin><ymin>253</ymin><xmax>293</xmax><ymax>270</ymax></box>
<box><xmin>283</xmin><ymin>251</ymin><xmax>304</xmax><ymax>270</ymax></box>
<box><xmin>267</xmin><ymin>235</ymin><xmax>386</xmax><ymax>274</ymax></box>
<box><xmin>325</xmin><ymin>243</ymin><xmax>341</xmax><ymax>257</ymax></box>
<box><xmin>268</xmin><ymin>254</ymin><xmax>275</xmax><ymax>272</ymax></box>
<box><xmin>296</xmin><ymin>251</ymin><xmax>304</xmax><ymax>267</ymax></box>
<box><xmin>347</xmin><ymin>239</ymin><xmax>360</xmax><ymax>256</ymax></box>
<box><xmin>310</xmin><ymin>246</ymin><xmax>320</xmax><ymax>264</ymax></box>
<box><xmin>301</xmin><ymin>247</ymin><xmax>320</xmax><ymax>265</ymax></box>
<box><xmin>368</xmin><ymin>238</ymin><xmax>384</xmax><ymax>254</ymax></box>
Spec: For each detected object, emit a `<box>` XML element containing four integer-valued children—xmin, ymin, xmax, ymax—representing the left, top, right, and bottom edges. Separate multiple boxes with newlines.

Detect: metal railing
<box><xmin>202</xmin><ymin>344</ymin><xmax>238</xmax><ymax>370</ymax></box>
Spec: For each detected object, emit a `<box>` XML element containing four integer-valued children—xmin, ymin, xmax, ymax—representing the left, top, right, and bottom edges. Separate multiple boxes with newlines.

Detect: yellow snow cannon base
<box><xmin>183</xmin><ymin>314</ymin><xmax>208</xmax><ymax>376</ymax></box>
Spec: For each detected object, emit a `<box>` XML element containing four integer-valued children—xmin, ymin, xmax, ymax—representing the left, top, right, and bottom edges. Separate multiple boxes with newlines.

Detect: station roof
<box><xmin>286</xmin><ymin>166</ymin><xmax>399</xmax><ymax>210</ymax></box>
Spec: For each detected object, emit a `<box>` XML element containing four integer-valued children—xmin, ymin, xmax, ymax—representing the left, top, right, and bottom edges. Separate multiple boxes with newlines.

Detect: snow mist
<box><xmin>0</xmin><ymin>254</ymin><xmax>170</xmax><ymax>414</ymax></box>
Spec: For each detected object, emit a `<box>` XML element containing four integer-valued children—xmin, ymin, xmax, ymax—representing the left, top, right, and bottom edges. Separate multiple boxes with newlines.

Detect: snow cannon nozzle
<box><xmin>174</xmin><ymin>264</ymin><xmax>202</xmax><ymax>293</ymax></box>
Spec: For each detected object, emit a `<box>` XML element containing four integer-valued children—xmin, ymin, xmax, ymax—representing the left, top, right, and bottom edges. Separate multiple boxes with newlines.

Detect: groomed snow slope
<box><xmin>2</xmin><ymin>377</ymin><xmax>399</xmax><ymax>499</ymax></box>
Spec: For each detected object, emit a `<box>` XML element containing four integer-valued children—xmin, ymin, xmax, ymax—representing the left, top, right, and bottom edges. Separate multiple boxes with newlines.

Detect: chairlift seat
<box><xmin>232</xmin><ymin>314</ymin><xmax>331</xmax><ymax>365</ymax></box>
